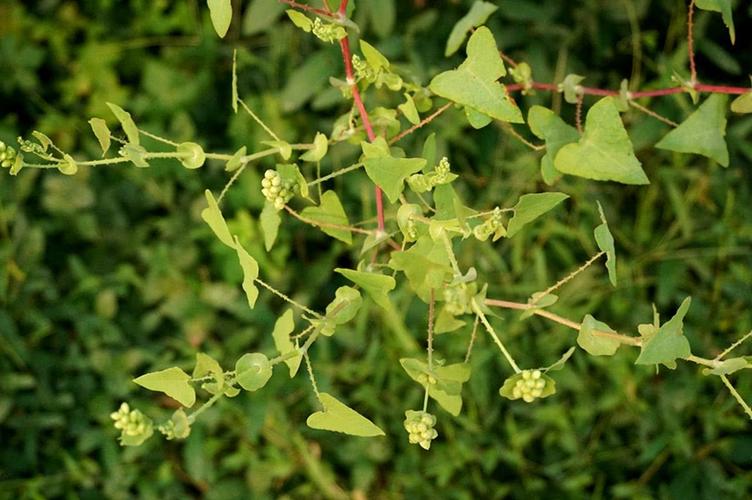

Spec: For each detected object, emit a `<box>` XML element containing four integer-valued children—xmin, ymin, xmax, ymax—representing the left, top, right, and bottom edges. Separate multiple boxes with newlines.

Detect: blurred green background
<box><xmin>1</xmin><ymin>0</ymin><xmax>752</xmax><ymax>498</ymax></box>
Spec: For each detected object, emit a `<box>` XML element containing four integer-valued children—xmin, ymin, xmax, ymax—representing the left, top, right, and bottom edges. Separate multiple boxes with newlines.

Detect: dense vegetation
<box><xmin>1</xmin><ymin>0</ymin><xmax>752</xmax><ymax>498</ymax></box>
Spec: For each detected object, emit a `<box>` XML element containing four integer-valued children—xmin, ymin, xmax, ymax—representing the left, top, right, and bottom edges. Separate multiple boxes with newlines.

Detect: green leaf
<box><xmin>200</xmin><ymin>190</ymin><xmax>234</xmax><ymax>248</ymax></box>
<box><xmin>527</xmin><ymin>106</ymin><xmax>579</xmax><ymax>185</ymax></box>
<box><xmin>655</xmin><ymin>94</ymin><xmax>729</xmax><ymax>167</ymax></box>
<box><xmin>322</xmin><ymin>286</ymin><xmax>362</xmax><ymax>335</ymax></box>
<box><xmin>31</xmin><ymin>131</ymin><xmax>51</xmax><ymax>152</ymax></box>
<box><xmin>435</xmin><ymin>307</ymin><xmax>466</xmax><ymax>334</ymax></box>
<box><xmin>58</xmin><ymin>154</ymin><xmax>78</xmax><ymax>176</ymax></box>
<box><xmin>696</xmin><ymin>0</ymin><xmax>735</xmax><ymax>44</ymax></box>
<box><xmin>106</xmin><ymin>102</ymin><xmax>139</xmax><ymax>146</ymax></box>
<box><xmin>260</xmin><ymin>201</ymin><xmax>281</xmax><ymax>251</ymax></box>
<box><xmin>359</xmin><ymin>39</ymin><xmax>389</xmax><ymax>70</ymax></box>
<box><xmin>262</xmin><ymin>140</ymin><xmax>292</xmax><ymax>161</ymax></box>
<box><xmin>335</xmin><ymin>268</ymin><xmax>396</xmax><ymax>309</ymax></box>
<box><xmin>286</xmin><ymin>9</ymin><xmax>312</xmax><ymax>32</ymax></box>
<box><xmin>578</xmin><ymin>315</ymin><xmax>621</xmax><ymax>356</ymax></box>
<box><xmin>272</xmin><ymin>309</ymin><xmax>302</xmax><ymax>377</ymax></box>
<box><xmin>464</xmin><ymin>106</ymin><xmax>493</xmax><ymax>129</ymax></box>
<box><xmin>560</xmin><ymin>74</ymin><xmax>585</xmax><ymax>104</ymax></box>
<box><xmin>121</xmin><ymin>144</ymin><xmax>149</xmax><ymax>168</ymax></box>
<box><xmin>635</xmin><ymin>297</ymin><xmax>693</xmax><ymax>369</ymax></box>
<box><xmin>594</xmin><ymin>202</ymin><xmax>617</xmax><ymax>286</ymax></box>
<box><xmin>361</xmin><ymin>138</ymin><xmax>426</xmax><ymax>203</ymax></box>
<box><xmin>398</xmin><ymin>94</ymin><xmax>420</xmax><ymax>125</ymax></box>
<box><xmin>169</xmin><ymin>409</ymin><xmax>191</xmax><ymax>440</ymax></box>
<box><xmin>389</xmin><ymin>235</ymin><xmax>452</xmax><ymax>302</ymax></box>
<box><xmin>445</xmin><ymin>1</ymin><xmax>498</xmax><ymax>56</ymax></box>
<box><xmin>520</xmin><ymin>292</ymin><xmax>558</xmax><ymax>319</ymax></box>
<box><xmin>702</xmin><ymin>357</ymin><xmax>749</xmax><ymax>376</ymax></box>
<box><xmin>192</xmin><ymin>353</ymin><xmax>224</xmax><ymax>395</ymax></box>
<box><xmin>88</xmin><ymin>118</ymin><xmax>111</xmax><ymax>156</ymax></box>
<box><xmin>225</xmin><ymin>146</ymin><xmax>247</xmax><ymax>172</ymax></box>
<box><xmin>10</xmin><ymin>153</ymin><xmax>23</xmax><ymax>176</ymax></box>
<box><xmin>300</xmin><ymin>132</ymin><xmax>328</xmax><ymax>162</ymax></box>
<box><xmin>207</xmin><ymin>0</ymin><xmax>232</xmax><ymax>38</ymax></box>
<box><xmin>243</xmin><ymin>0</ymin><xmax>286</xmax><ymax>35</ymax></box>
<box><xmin>235</xmin><ymin>353</ymin><xmax>273</xmax><ymax>391</ymax></box>
<box><xmin>234</xmin><ymin>236</ymin><xmax>259</xmax><ymax>309</ymax></box>
<box><xmin>506</xmin><ymin>192</ymin><xmax>569</xmax><ymax>237</ymax></box>
<box><xmin>554</xmin><ymin>97</ymin><xmax>649</xmax><ymax>184</ymax></box>
<box><xmin>429</xmin><ymin>26</ymin><xmax>523</xmax><ymax>123</ymax></box>
<box><xmin>731</xmin><ymin>92</ymin><xmax>752</xmax><ymax>114</ymax></box>
<box><xmin>176</xmin><ymin>142</ymin><xmax>206</xmax><ymax>169</ymax></box>
<box><xmin>400</xmin><ymin>359</ymin><xmax>470</xmax><ymax>416</ymax></box>
<box><xmin>306</xmin><ymin>393</ymin><xmax>385</xmax><ymax>437</ymax></box>
<box><xmin>133</xmin><ymin>367</ymin><xmax>196</xmax><ymax>407</ymax></box>
<box><xmin>300</xmin><ymin>190</ymin><xmax>352</xmax><ymax>244</ymax></box>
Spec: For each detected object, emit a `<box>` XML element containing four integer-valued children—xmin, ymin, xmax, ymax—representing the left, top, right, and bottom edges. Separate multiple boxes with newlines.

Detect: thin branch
<box><xmin>715</xmin><ymin>330</ymin><xmax>752</xmax><ymax>361</ymax></box>
<box><xmin>720</xmin><ymin>374</ymin><xmax>752</xmax><ymax>421</ymax></box>
<box><xmin>629</xmin><ymin>101</ymin><xmax>679</xmax><ymax>127</ymax></box>
<box><xmin>388</xmin><ymin>103</ymin><xmax>453</xmax><ymax>145</ymax></box>
<box><xmin>688</xmin><ymin>0</ymin><xmax>697</xmax><ymax>83</ymax></box>
<box><xmin>278</xmin><ymin>0</ymin><xmax>337</xmax><ymax>19</ymax></box>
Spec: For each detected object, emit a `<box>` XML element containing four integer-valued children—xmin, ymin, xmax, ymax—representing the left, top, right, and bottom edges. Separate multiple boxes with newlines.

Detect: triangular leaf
<box><xmin>133</xmin><ymin>367</ymin><xmax>196</xmax><ymax>407</ymax></box>
<box><xmin>506</xmin><ymin>192</ymin><xmax>569</xmax><ymax>237</ymax></box>
<box><xmin>578</xmin><ymin>315</ymin><xmax>620</xmax><ymax>356</ymax></box>
<box><xmin>362</xmin><ymin>139</ymin><xmax>426</xmax><ymax>203</ymax></box>
<box><xmin>306</xmin><ymin>393</ymin><xmax>385</xmax><ymax>437</ymax></box>
<box><xmin>527</xmin><ymin>106</ymin><xmax>579</xmax><ymax>185</ymax></box>
<box><xmin>429</xmin><ymin>26</ymin><xmax>523</xmax><ymax>123</ymax></box>
<box><xmin>702</xmin><ymin>357</ymin><xmax>749</xmax><ymax>376</ymax></box>
<box><xmin>696</xmin><ymin>0</ymin><xmax>735</xmax><ymax>44</ymax></box>
<box><xmin>655</xmin><ymin>93</ymin><xmax>729</xmax><ymax>167</ymax></box>
<box><xmin>200</xmin><ymin>190</ymin><xmax>234</xmax><ymax>248</ymax></box>
<box><xmin>554</xmin><ymin>97</ymin><xmax>649</xmax><ymax>184</ymax></box>
<box><xmin>300</xmin><ymin>190</ymin><xmax>352</xmax><ymax>244</ymax></box>
<box><xmin>445</xmin><ymin>1</ymin><xmax>498</xmax><ymax>56</ymax></box>
<box><xmin>260</xmin><ymin>201</ymin><xmax>281</xmax><ymax>251</ymax></box>
<box><xmin>272</xmin><ymin>309</ymin><xmax>302</xmax><ymax>377</ymax></box>
<box><xmin>106</xmin><ymin>102</ymin><xmax>139</xmax><ymax>146</ymax></box>
<box><xmin>234</xmin><ymin>236</ymin><xmax>259</xmax><ymax>309</ymax></box>
<box><xmin>207</xmin><ymin>0</ymin><xmax>233</xmax><ymax>38</ymax></box>
<box><xmin>635</xmin><ymin>297</ymin><xmax>693</xmax><ymax>368</ymax></box>
<box><xmin>335</xmin><ymin>268</ymin><xmax>396</xmax><ymax>309</ymax></box>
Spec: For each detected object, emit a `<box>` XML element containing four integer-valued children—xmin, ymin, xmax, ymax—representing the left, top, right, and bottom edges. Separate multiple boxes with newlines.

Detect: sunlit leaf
<box><xmin>306</xmin><ymin>393</ymin><xmax>385</xmax><ymax>437</ymax></box>
<box><xmin>106</xmin><ymin>102</ymin><xmax>140</xmax><ymax>146</ymax></box>
<box><xmin>88</xmin><ymin>118</ymin><xmax>111</xmax><ymax>156</ymax></box>
<box><xmin>133</xmin><ymin>367</ymin><xmax>196</xmax><ymax>407</ymax></box>
<box><xmin>200</xmin><ymin>190</ymin><xmax>235</xmax><ymax>248</ymax></box>
<box><xmin>335</xmin><ymin>268</ymin><xmax>396</xmax><ymax>309</ymax></box>
<box><xmin>445</xmin><ymin>1</ymin><xmax>498</xmax><ymax>56</ymax></box>
<box><xmin>506</xmin><ymin>192</ymin><xmax>569</xmax><ymax>237</ymax></box>
<box><xmin>235</xmin><ymin>353</ymin><xmax>272</xmax><ymax>391</ymax></box>
<box><xmin>207</xmin><ymin>0</ymin><xmax>233</xmax><ymax>38</ymax></box>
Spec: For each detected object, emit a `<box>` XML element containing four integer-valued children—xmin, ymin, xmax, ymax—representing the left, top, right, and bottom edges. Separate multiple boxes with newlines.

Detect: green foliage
<box><xmin>445</xmin><ymin>1</ymin><xmax>498</xmax><ymax>56</ymax></box>
<box><xmin>506</xmin><ymin>192</ymin><xmax>569</xmax><ymax>237</ymax></box>
<box><xmin>430</xmin><ymin>27</ymin><xmax>523</xmax><ymax>123</ymax></box>
<box><xmin>696</xmin><ymin>0</ymin><xmax>736</xmax><ymax>44</ymax></box>
<box><xmin>306</xmin><ymin>393</ymin><xmax>385</xmax><ymax>437</ymax></box>
<box><xmin>636</xmin><ymin>297</ymin><xmax>693</xmax><ymax>369</ymax></box>
<box><xmin>133</xmin><ymin>367</ymin><xmax>196</xmax><ymax>408</ymax></box>
<box><xmin>656</xmin><ymin>94</ymin><xmax>730</xmax><ymax>166</ymax></box>
<box><xmin>554</xmin><ymin>97</ymin><xmax>649</xmax><ymax>184</ymax></box>
<box><xmin>3</xmin><ymin>0</ymin><xmax>752</xmax><ymax>497</ymax></box>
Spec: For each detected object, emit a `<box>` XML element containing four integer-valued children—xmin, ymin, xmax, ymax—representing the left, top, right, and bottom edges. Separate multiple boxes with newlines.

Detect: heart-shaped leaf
<box><xmin>335</xmin><ymin>268</ymin><xmax>396</xmax><ymax>310</ymax></box>
<box><xmin>554</xmin><ymin>97</ymin><xmax>649</xmax><ymax>184</ymax></box>
<box><xmin>430</xmin><ymin>26</ymin><xmax>523</xmax><ymax>123</ymax></box>
<box><xmin>306</xmin><ymin>393</ymin><xmax>385</xmax><ymax>437</ymax></box>
<box><xmin>527</xmin><ymin>105</ymin><xmax>579</xmax><ymax>184</ymax></box>
<box><xmin>361</xmin><ymin>138</ymin><xmax>426</xmax><ymax>203</ymax></box>
<box><xmin>301</xmin><ymin>190</ymin><xmax>352</xmax><ymax>244</ymax></box>
<box><xmin>133</xmin><ymin>367</ymin><xmax>196</xmax><ymax>407</ymax></box>
<box><xmin>655</xmin><ymin>93</ymin><xmax>729</xmax><ymax>167</ymax></box>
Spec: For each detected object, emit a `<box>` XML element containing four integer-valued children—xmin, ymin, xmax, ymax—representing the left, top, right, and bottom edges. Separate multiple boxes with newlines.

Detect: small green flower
<box><xmin>473</xmin><ymin>207</ymin><xmax>505</xmax><ymax>241</ymax></box>
<box><xmin>261</xmin><ymin>169</ymin><xmax>296</xmax><ymax>210</ymax></box>
<box><xmin>110</xmin><ymin>402</ymin><xmax>154</xmax><ymax>446</ymax></box>
<box><xmin>312</xmin><ymin>18</ymin><xmax>346</xmax><ymax>43</ymax></box>
<box><xmin>0</xmin><ymin>141</ymin><xmax>17</xmax><ymax>169</ymax></box>
<box><xmin>443</xmin><ymin>281</ymin><xmax>477</xmax><ymax>316</ymax></box>
<box><xmin>403</xmin><ymin>410</ymin><xmax>438</xmax><ymax>450</ymax></box>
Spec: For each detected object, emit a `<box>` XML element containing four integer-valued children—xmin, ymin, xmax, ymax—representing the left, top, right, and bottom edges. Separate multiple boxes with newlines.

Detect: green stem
<box><xmin>186</xmin><ymin>391</ymin><xmax>224</xmax><ymax>425</ymax></box>
<box><xmin>307</xmin><ymin>163</ymin><xmax>363</xmax><ymax>186</ymax></box>
<box><xmin>720</xmin><ymin>374</ymin><xmax>752</xmax><ymax>421</ymax></box>
<box><xmin>472</xmin><ymin>298</ymin><xmax>521</xmax><ymax>373</ymax></box>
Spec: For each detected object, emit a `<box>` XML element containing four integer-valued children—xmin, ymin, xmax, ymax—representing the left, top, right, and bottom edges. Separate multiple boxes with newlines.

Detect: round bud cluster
<box><xmin>443</xmin><ymin>282</ymin><xmax>473</xmax><ymax>316</ymax></box>
<box><xmin>473</xmin><ymin>207</ymin><xmax>503</xmax><ymax>241</ymax></box>
<box><xmin>432</xmin><ymin>157</ymin><xmax>451</xmax><ymax>183</ymax></box>
<box><xmin>110</xmin><ymin>402</ymin><xmax>152</xmax><ymax>438</ymax></box>
<box><xmin>261</xmin><ymin>169</ymin><xmax>295</xmax><ymax>210</ymax></box>
<box><xmin>0</xmin><ymin>141</ymin><xmax>18</xmax><ymax>168</ymax></box>
<box><xmin>312</xmin><ymin>18</ymin><xmax>346</xmax><ymax>43</ymax></box>
<box><xmin>415</xmin><ymin>372</ymin><xmax>437</xmax><ymax>386</ymax></box>
<box><xmin>352</xmin><ymin>54</ymin><xmax>376</xmax><ymax>83</ymax></box>
<box><xmin>512</xmin><ymin>369</ymin><xmax>547</xmax><ymax>402</ymax></box>
<box><xmin>403</xmin><ymin>410</ymin><xmax>438</xmax><ymax>450</ymax></box>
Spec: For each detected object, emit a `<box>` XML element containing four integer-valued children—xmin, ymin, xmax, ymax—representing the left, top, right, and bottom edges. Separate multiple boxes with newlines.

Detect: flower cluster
<box><xmin>312</xmin><ymin>18</ymin><xmax>346</xmax><ymax>43</ymax></box>
<box><xmin>473</xmin><ymin>207</ymin><xmax>505</xmax><ymax>241</ymax></box>
<box><xmin>351</xmin><ymin>54</ymin><xmax>402</xmax><ymax>91</ymax></box>
<box><xmin>511</xmin><ymin>369</ymin><xmax>547</xmax><ymax>403</ymax></box>
<box><xmin>407</xmin><ymin>157</ymin><xmax>457</xmax><ymax>193</ymax></box>
<box><xmin>110</xmin><ymin>402</ymin><xmax>153</xmax><ymax>446</ymax></box>
<box><xmin>0</xmin><ymin>141</ymin><xmax>17</xmax><ymax>168</ymax></box>
<box><xmin>403</xmin><ymin>410</ymin><xmax>438</xmax><ymax>450</ymax></box>
<box><xmin>261</xmin><ymin>169</ymin><xmax>295</xmax><ymax>210</ymax></box>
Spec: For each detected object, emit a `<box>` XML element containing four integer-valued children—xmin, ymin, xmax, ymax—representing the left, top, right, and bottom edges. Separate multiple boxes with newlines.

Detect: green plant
<box><xmin>4</xmin><ymin>0</ymin><xmax>752</xmax><ymax>462</ymax></box>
